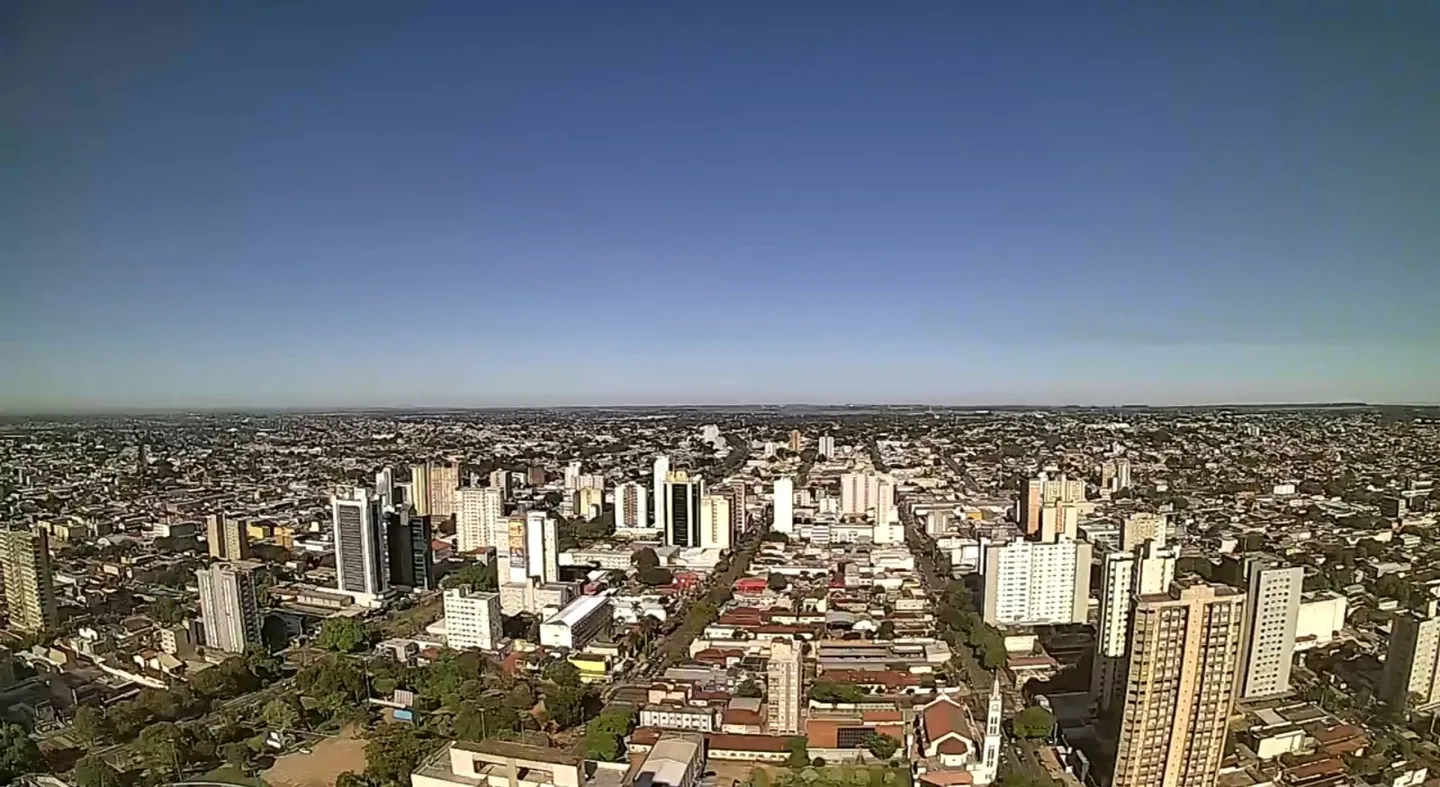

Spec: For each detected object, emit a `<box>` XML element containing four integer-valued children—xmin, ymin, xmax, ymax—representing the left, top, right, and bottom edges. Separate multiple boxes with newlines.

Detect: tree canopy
<box><xmin>0</xmin><ymin>722</ymin><xmax>43</xmax><ymax>783</ymax></box>
<box><xmin>317</xmin><ymin>617</ymin><xmax>374</xmax><ymax>653</ymax></box>
<box><xmin>1013</xmin><ymin>706</ymin><xmax>1055</xmax><ymax>739</ymax></box>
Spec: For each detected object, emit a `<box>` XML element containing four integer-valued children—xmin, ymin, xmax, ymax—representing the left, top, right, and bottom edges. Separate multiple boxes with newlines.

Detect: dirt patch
<box><xmin>262</xmin><ymin>726</ymin><xmax>367</xmax><ymax>787</ymax></box>
<box><xmin>710</xmin><ymin>760</ymin><xmax>784</xmax><ymax>786</ymax></box>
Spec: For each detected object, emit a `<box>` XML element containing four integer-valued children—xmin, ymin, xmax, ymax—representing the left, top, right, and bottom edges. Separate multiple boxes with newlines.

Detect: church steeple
<box><xmin>978</xmin><ymin>674</ymin><xmax>1003</xmax><ymax>784</ymax></box>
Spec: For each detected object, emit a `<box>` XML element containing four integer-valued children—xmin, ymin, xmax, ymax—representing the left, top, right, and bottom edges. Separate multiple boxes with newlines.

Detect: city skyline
<box><xmin>3</xmin><ymin>2</ymin><xmax>1438</xmax><ymax>410</ymax></box>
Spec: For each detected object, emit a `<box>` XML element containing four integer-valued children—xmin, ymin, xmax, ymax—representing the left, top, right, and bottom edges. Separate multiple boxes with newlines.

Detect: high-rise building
<box><xmin>817</xmin><ymin>435</ymin><xmax>836</xmax><ymax>459</ymax></box>
<box><xmin>840</xmin><ymin>472</ymin><xmax>877</xmax><ymax>516</ymax></box>
<box><xmin>767</xmin><ymin>639</ymin><xmax>803</xmax><ymax>734</ymax></box>
<box><xmin>489</xmin><ymin>468</ymin><xmax>511</xmax><ymax>499</ymax></box>
<box><xmin>410</xmin><ymin>463</ymin><xmax>433</xmax><ymax>516</ymax></box>
<box><xmin>564</xmin><ymin>460</ymin><xmax>583</xmax><ymax>491</ymax></box>
<box><xmin>196</xmin><ymin>561</ymin><xmax>263</xmax><ymax>654</ymax></box>
<box><xmin>717</xmin><ymin>482</ymin><xmax>748</xmax><ymax>535</ymax></box>
<box><xmin>575</xmin><ymin>486</ymin><xmax>604</xmax><ymax>520</ymax></box>
<box><xmin>524</xmin><ymin>512</ymin><xmax>560</xmax><ymax>584</ymax></box>
<box><xmin>1093</xmin><ymin>539</ymin><xmax>1177</xmax><ymax>710</ymax></box>
<box><xmin>427</xmin><ymin>462</ymin><xmax>461</xmax><ymax>520</ymax></box>
<box><xmin>443</xmin><ymin>587</ymin><xmax>503</xmax><ymax>651</ymax></box>
<box><xmin>788</xmin><ymin>430</ymin><xmax>803</xmax><ymax>453</ymax></box>
<box><xmin>1121</xmin><ymin>513</ymin><xmax>1167</xmax><ymax>552</ymax></box>
<box><xmin>699</xmin><ymin>494</ymin><xmax>731</xmax><ymax>551</ymax></box>
<box><xmin>1018</xmin><ymin>472</ymin><xmax>1085</xmax><ymax>537</ymax></box>
<box><xmin>1382</xmin><ymin>600</ymin><xmax>1440</xmax><ymax>709</ymax></box>
<box><xmin>615</xmin><ymin>482</ymin><xmax>649</xmax><ymax>530</ymax></box>
<box><xmin>1101</xmin><ymin>458</ymin><xmax>1133</xmax><ymax>493</ymax></box>
<box><xmin>772</xmin><ymin>478</ymin><xmax>794</xmax><ymax>533</ymax></box>
<box><xmin>386</xmin><ymin>509</ymin><xmax>434</xmax><ymax>591</ymax></box>
<box><xmin>455</xmin><ymin>486</ymin><xmax>504</xmax><ymax>555</ymax></box>
<box><xmin>981</xmin><ymin>537</ymin><xmax>1092</xmax><ymax>626</ymax></box>
<box><xmin>331</xmin><ymin>487</ymin><xmax>388</xmax><ymax>600</ymax></box>
<box><xmin>664</xmin><ymin>471</ymin><xmax>705</xmax><ymax>548</ymax></box>
<box><xmin>652</xmin><ymin>456</ymin><xmax>670</xmax><ymax>529</ymax></box>
<box><xmin>0</xmin><ymin>528</ymin><xmax>58</xmax><ymax>633</ymax></box>
<box><xmin>375</xmin><ymin>467</ymin><xmax>396</xmax><ymax>510</ymax></box>
<box><xmin>873</xmin><ymin>477</ymin><xmax>899</xmax><ymax>543</ymax></box>
<box><xmin>206</xmin><ymin>514</ymin><xmax>250</xmax><ymax>561</ymax></box>
<box><xmin>1112</xmin><ymin>583</ymin><xmax>1245</xmax><ymax>787</ymax></box>
<box><xmin>978</xmin><ymin>678</ymin><xmax>1003</xmax><ymax>785</ymax></box>
<box><xmin>1238</xmin><ymin>557</ymin><xmax>1303</xmax><ymax>700</ymax></box>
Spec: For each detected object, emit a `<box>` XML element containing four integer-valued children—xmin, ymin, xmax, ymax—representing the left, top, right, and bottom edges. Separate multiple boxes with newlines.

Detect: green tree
<box><xmin>505</xmin><ymin>685</ymin><xmax>536</xmax><ymax>710</ymax></box>
<box><xmin>864</xmin><ymin>733</ymin><xmax>900</xmax><ymax>760</ymax></box>
<box><xmin>639</xmin><ymin>567</ymin><xmax>674</xmax><ymax>586</ymax></box>
<box><xmin>736</xmin><ymin>678</ymin><xmax>763</xmax><ymax>698</ymax></box>
<box><xmin>543</xmin><ymin>686</ymin><xmax>586</xmax><ymax>729</ymax></box>
<box><xmin>997</xmin><ymin>773</ymin><xmax>1050</xmax><ymax>787</ymax></box>
<box><xmin>222</xmin><ymin>741</ymin><xmax>252</xmax><ymax>771</ymax></box>
<box><xmin>363</xmin><ymin>723</ymin><xmax>435</xmax><ymax>786</ymax></box>
<box><xmin>590</xmin><ymin>706</ymin><xmax>636</xmax><ymax>737</ymax></box>
<box><xmin>317</xmin><ymin>617</ymin><xmax>373</xmax><ymax>653</ymax></box>
<box><xmin>632</xmin><ymin>548</ymin><xmax>660</xmax><ymax>571</ymax></box>
<box><xmin>767</xmin><ymin>573</ymin><xmax>789</xmax><ymax>591</ymax></box>
<box><xmin>583</xmin><ymin>726</ymin><xmax>623</xmax><ymax>761</ymax></box>
<box><xmin>876</xmin><ymin>620</ymin><xmax>896</xmax><ymax>640</ymax></box>
<box><xmin>785</xmin><ymin>736</ymin><xmax>810</xmax><ymax>769</ymax></box>
<box><xmin>263</xmin><ymin>696</ymin><xmax>303</xmax><ymax>732</ymax></box>
<box><xmin>762</xmin><ymin>532</ymin><xmax>790</xmax><ymax>543</ymax></box>
<box><xmin>442</xmin><ymin>561</ymin><xmax>499</xmax><ymax>592</ymax></box>
<box><xmin>137</xmin><ymin>722</ymin><xmax>187</xmax><ymax>780</ymax></box>
<box><xmin>337</xmin><ymin>772</ymin><xmax>376</xmax><ymax>787</ymax></box>
<box><xmin>0</xmin><ymin>722</ymin><xmax>43</xmax><ymax>783</ymax></box>
<box><xmin>72</xmin><ymin>756</ymin><xmax>123</xmax><ymax>787</ymax></box>
<box><xmin>544</xmin><ymin>660</ymin><xmax>582</xmax><ymax>688</ymax></box>
<box><xmin>72</xmin><ymin>705</ymin><xmax>113</xmax><ymax>747</ymax></box>
<box><xmin>1013</xmin><ymin>706</ymin><xmax>1055</xmax><ymax>739</ymax></box>
<box><xmin>811</xmin><ymin>681</ymin><xmax>866</xmax><ymax>704</ymax></box>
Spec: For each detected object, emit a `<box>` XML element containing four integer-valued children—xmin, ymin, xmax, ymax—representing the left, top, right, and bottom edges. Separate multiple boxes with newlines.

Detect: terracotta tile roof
<box><xmin>723</xmin><ymin>708</ymin><xmax>764</xmax><ymax>727</ymax></box>
<box><xmin>922</xmin><ymin>695</ymin><xmax>968</xmax><ymax>739</ymax></box>
<box><xmin>919</xmin><ymin>771</ymin><xmax>974</xmax><ymax>786</ymax></box>
<box><xmin>937</xmin><ymin>738</ymin><xmax>970</xmax><ymax>755</ymax></box>
<box><xmin>707</xmin><ymin>733</ymin><xmax>793</xmax><ymax>753</ymax></box>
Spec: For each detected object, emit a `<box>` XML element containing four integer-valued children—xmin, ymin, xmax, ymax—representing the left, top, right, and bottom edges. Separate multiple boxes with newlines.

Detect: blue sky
<box><xmin>2</xmin><ymin>1</ymin><xmax>1438</xmax><ymax>410</ymax></box>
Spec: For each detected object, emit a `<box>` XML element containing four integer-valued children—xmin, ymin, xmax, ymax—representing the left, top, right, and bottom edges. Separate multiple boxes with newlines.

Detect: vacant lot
<box><xmin>262</xmin><ymin>727</ymin><xmax>367</xmax><ymax>787</ymax></box>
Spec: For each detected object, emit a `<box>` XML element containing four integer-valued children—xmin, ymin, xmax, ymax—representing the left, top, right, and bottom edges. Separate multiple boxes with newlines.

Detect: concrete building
<box><xmin>574</xmin><ymin>486</ymin><xmax>604</xmax><ymax>521</ymax></box>
<box><xmin>331</xmin><ymin>486</ymin><xmax>388</xmax><ymax>601</ymax></box>
<box><xmin>817</xmin><ymin>435</ymin><xmax>836</xmax><ymax>458</ymax></box>
<box><xmin>664</xmin><ymin>471</ymin><xmax>704</xmax><ymax>549</ymax></box>
<box><xmin>488</xmin><ymin>468</ymin><xmax>511</xmax><ymax>499</ymax></box>
<box><xmin>1121</xmin><ymin>513</ymin><xmax>1167</xmax><ymax>552</ymax></box>
<box><xmin>527</xmin><ymin>512</ymin><xmax>559</xmax><ymax>585</ymax></box>
<box><xmin>205</xmin><ymin>514</ymin><xmax>250</xmax><ymax>561</ymax></box>
<box><xmin>1102</xmin><ymin>458</ymin><xmax>1133</xmax><ymax>493</ymax></box>
<box><xmin>1112</xmin><ymin>583</ymin><xmax>1246</xmax><ymax>787</ymax></box>
<box><xmin>634</xmin><ymin>733</ymin><xmax>705</xmax><ymax>787</ymax></box>
<box><xmin>653</xmin><ymin>455</ymin><xmax>671</xmax><ymax>529</ymax></box>
<box><xmin>1238</xmin><ymin>557</ymin><xmax>1303</xmax><ymax>700</ymax></box>
<box><xmin>1018</xmin><ymin>472</ymin><xmax>1085</xmax><ymax>538</ymax></box>
<box><xmin>455</xmin><ymin>486</ymin><xmax>503</xmax><ymax>555</ymax></box>
<box><xmin>196</xmin><ymin>561</ymin><xmax>263</xmax><ymax>654</ymax></box>
<box><xmin>789</xmin><ymin>430</ymin><xmax>803</xmax><ymax>452</ymax></box>
<box><xmin>539</xmin><ymin>594</ymin><xmax>613</xmax><ymax>650</ymax></box>
<box><xmin>428</xmin><ymin>462</ymin><xmax>461</xmax><ymax>520</ymax></box>
<box><xmin>616</xmin><ymin>482</ymin><xmax>649</xmax><ymax>530</ymax></box>
<box><xmin>981</xmin><ymin>537</ymin><xmax>1092</xmax><ymax>627</ymax></box>
<box><xmin>1382</xmin><ymin>600</ymin><xmax>1440</xmax><ymax>709</ymax></box>
<box><xmin>410</xmin><ymin>463</ymin><xmax>433</xmax><ymax>516</ymax></box>
<box><xmin>564</xmin><ymin>460</ymin><xmax>582</xmax><ymax>491</ymax></box>
<box><xmin>840</xmin><ymin>472</ymin><xmax>893</xmax><ymax>518</ymax></box>
<box><xmin>411</xmin><ymin>740</ymin><xmax>584</xmax><ymax>787</ymax></box>
<box><xmin>386</xmin><ymin>509</ymin><xmax>433</xmax><ymax>591</ymax></box>
<box><xmin>772</xmin><ymin>477</ymin><xmax>794</xmax><ymax>534</ymax></box>
<box><xmin>700</xmin><ymin>494</ymin><xmax>731</xmax><ymax>551</ymax></box>
<box><xmin>1093</xmin><ymin>538</ymin><xmax>1176</xmax><ymax>710</ymax></box>
<box><xmin>767</xmin><ymin>639</ymin><xmax>803</xmax><ymax>734</ymax></box>
<box><xmin>1295</xmin><ymin>592</ymin><xmax>1348</xmax><ymax>650</ymax></box>
<box><xmin>442</xmin><ymin>587</ymin><xmax>502</xmax><ymax>651</ymax></box>
<box><xmin>639</xmin><ymin>704</ymin><xmax>722</xmax><ymax>732</ymax></box>
<box><xmin>0</xmin><ymin>528</ymin><xmax>58</xmax><ymax>633</ymax></box>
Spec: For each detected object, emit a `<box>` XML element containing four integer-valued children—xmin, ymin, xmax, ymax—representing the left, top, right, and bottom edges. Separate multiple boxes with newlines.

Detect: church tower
<box><xmin>978</xmin><ymin>675</ymin><xmax>1003</xmax><ymax>784</ymax></box>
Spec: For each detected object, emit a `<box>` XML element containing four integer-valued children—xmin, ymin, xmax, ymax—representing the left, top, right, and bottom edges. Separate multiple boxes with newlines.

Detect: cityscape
<box><xmin>4</xmin><ymin>3</ymin><xmax>1439</xmax><ymax>787</ymax></box>
<box><xmin>1</xmin><ymin>406</ymin><xmax>1439</xmax><ymax>787</ymax></box>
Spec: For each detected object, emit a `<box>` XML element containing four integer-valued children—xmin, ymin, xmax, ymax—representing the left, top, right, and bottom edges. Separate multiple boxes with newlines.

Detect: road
<box><xmin>903</xmin><ymin>500</ymin><xmax>1054</xmax><ymax>784</ymax></box>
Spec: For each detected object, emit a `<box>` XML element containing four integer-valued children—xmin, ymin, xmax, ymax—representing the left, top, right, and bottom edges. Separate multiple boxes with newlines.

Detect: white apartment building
<box><xmin>652</xmin><ymin>456</ymin><xmax>671</xmax><ymax>529</ymax></box>
<box><xmin>700</xmin><ymin>494</ymin><xmax>731</xmax><ymax>551</ymax></box>
<box><xmin>540</xmin><ymin>594</ymin><xmax>613</xmax><ymax>650</ymax></box>
<box><xmin>455</xmin><ymin>486</ymin><xmax>503</xmax><ymax>555</ymax></box>
<box><xmin>1093</xmin><ymin>539</ymin><xmax>1176</xmax><ymax>710</ymax></box>
<box><xmin>639</xmin><ymin>704</ymin><xmax>721</xmax><ymax>732</ymax></box>
<box><xmin>442</xmin><ymin>587</ymin><xmax>502</xmax><ymax>651</ymax></box>
<box><xmin>772</xmin><ymin>477</ymin><xmax>794</xmax><ymax>533</ymax></box>
<box><xmin>196</xmin><ymin>560</ymin><xmax>263</xmax><ymax>654</ymax></box>
<box><xmin>1239</xmin><ymin>558</ymin><xmax>1303</xmax><ymax>700</ymax></box>
<box><xmin>817</xmin><ymin>435</ymin><xmax>836</xmax><ymax>458</ymax></box>
<box><xmin>615</xmin><ymin>482</ymin><xmax>649</xmax><ymax>530</ymax></box>
<box><xmin>767</xmin><ymin>639</ymin><xmax>803</xmax><ymax>734</ymax></box>
<box><xmin>840</xmin><ymin>472</ymin><xmax>894</xmax><ymax>518</ymax></box>
<box><xmin>982</xmin><ymin>538</ymin><xmax>1092</xmax><ymax>627</ymax></box>
<box><xmin>1295</xmin><ymin>592</ymin><xmax>1348</xmax><ymax>650</ymax></box>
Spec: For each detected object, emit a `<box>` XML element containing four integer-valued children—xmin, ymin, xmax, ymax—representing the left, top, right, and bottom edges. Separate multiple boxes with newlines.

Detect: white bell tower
<box><xmin>978</xmin><ymin>675</ymin><xmax>1003</xmax><ymax>784</ymax></box>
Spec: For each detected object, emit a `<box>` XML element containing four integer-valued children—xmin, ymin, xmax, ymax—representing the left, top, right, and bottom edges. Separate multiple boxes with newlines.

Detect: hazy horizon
<box><xmin>4</xmin><ymin>2</ymin><xmax>1438</xmax><ymax>410</ymax></box>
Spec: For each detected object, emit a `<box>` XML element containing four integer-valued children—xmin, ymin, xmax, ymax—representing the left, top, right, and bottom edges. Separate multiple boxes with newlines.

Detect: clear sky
<box><xmin>2</xmin><ymin>2</ymin><xmax>1438</xmax><ymax>411</ymax></box>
